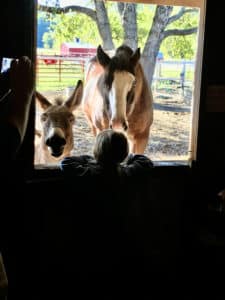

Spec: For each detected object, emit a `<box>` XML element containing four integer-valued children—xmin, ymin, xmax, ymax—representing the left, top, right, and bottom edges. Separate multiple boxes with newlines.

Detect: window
<box><xmin>35</xmin><ymin>0</ymin><xmax>206</xmax><ymax>166</ymax></box>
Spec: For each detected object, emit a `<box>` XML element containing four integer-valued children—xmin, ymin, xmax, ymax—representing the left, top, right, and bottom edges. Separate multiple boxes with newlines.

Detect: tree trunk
<box><xmin>141</xmin><ymin>6</ymin><xmax>173</xmax><ymax>86</ymax></box>
<box><xmin>118</xmin><ymin>3</ymin><xmax>138</xmax><ymax>50</ymax></box>
<box><xmin>38</xmin><ymin>2</ymin><xmax>198</xmax><ymax>87</ymax></box>
<box><xmin>94</xmin><ymin>0</ymin><xmax>114</xmax><ymax>51</ymax></box>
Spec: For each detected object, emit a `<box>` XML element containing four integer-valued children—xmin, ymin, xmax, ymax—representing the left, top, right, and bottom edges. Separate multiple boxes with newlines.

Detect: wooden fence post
<box><xmin>59</xmin><ymin>59</ymin><xmax>61</xmax><ymax>82</ymax></box>
<box><xmin>180</xmin><ymin>60</ymin><xmax>186</xmax><ymax>97</ymax></box>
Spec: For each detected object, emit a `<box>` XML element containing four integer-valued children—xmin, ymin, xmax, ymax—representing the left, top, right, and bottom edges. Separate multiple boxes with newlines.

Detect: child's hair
<box><xmin>93</xmin><ymin>129</ymin><xmax>129</xmax><ymax>167</ymax></box>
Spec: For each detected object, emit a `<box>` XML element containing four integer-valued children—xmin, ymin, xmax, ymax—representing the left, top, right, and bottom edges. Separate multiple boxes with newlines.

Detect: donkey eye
<box><xmin>68</xmin><ymin>115</ymin><xmax>75</xmax><ymax>123</ymax></box>
<box><xmin>41</xmin><ymin>113</ymin><xmax>48</xmax><ymax>122</ymax></box>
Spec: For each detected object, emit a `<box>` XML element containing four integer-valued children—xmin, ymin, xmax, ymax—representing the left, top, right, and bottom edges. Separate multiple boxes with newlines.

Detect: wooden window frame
<box><xmin>109</xmin><ymin>0</ymin><xmax>201</xmax><ymax>8</ymax></box>
<box><xmin>31</xmin><ymin>0</ymin><xmax>207</xmax><ymax>175</ymax></box>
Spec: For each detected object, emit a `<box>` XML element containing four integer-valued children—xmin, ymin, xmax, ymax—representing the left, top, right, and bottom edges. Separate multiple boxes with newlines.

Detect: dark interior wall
<box><xmin>25</xmin><ymin>168</ymin><xmax>192</xmax><ymax>297</ymax></box>
<box><xmin>0</xmin><ymin>0</ymin><xmax>36</xmax><ymax>59</ymax></box>
<box><xmin>195</xmin><ymin>1</ymin><xmax>225</xmax><ymax>209</ymax></box>
<box><xmin>202</xmin><ymin>1</ymin><xmax>225</xmax><ymax>86</ymax></box>
<box><xmin>197</xmin><ymin>1</ymin><xmax>225</xmax><ymax>170</ymax></box>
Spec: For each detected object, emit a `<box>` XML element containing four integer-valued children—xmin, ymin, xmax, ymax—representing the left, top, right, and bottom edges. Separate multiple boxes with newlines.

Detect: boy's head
<box><xmin>93</xmin><ymin>129</ymin><xmax>129</xmax><ymax>166</ymax></box>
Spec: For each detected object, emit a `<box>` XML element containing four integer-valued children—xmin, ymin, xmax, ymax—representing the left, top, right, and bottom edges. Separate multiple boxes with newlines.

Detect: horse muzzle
<box><xmin>110</xmin><ymin>118</ymin><xmax>128</xmax><ymax>131</ymax></box>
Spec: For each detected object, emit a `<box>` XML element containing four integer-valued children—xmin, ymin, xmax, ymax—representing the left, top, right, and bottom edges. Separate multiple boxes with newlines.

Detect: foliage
<box><xmin>161</xmin><ymin>9</ymin><xmax>199</xmax><ymax>59</ymax></box>
<box><xmin>46</xmin><ymin>12</ymin><xmax>100</xmax><ymax>49</ymax></box>
<box><xmin>136</xmin><ymin>5</ymin><xmax>155</xmax><ymax>49</ymax></box>
<box><xmin>40</xmin><ymin>3</ymin><xmax>155</xmax><ymax>51</ymax></box>
<box><xmin>43</xmin><ymin>31</ymin><xmax>54</xmax><ymax>48</ymax></box>
<box><xmin>106</xmin><ymin>3</ymin><xmax>123</xmax><ymax>48</ymax></box>
<box><xmin>38</xmin><ymin>2</ymin><xmax>198</xmax><ymax>60</ymax></box>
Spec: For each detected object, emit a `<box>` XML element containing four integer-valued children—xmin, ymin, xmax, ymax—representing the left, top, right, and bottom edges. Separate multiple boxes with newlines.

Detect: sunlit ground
<box><xmin>35</xmin><ymin>83</ymin><xmax>192</xmax><ymax>163</ymax></box>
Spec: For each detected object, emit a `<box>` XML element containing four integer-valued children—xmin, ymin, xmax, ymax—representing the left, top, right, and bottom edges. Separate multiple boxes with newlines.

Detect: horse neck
<box><xmin>133</xmin><ymin>64</ymin><xmax>148</xmax><ymax>103</ymax></box>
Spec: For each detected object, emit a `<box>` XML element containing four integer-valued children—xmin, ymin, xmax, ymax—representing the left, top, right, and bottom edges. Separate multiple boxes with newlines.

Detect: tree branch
<box><xmin>117</xmin><ymin>3</ymin><xmax>125</xmax><ymax>16</ymax></box>
<box><xmin>163</xmin><ymin>27</ymin><xmax>198</xmax><ymax>39</ymax></box>
<box><xmin>168</xmin><ymin>7</ymin><xmax>198</xmax><ymax>25</ymax></box>
<box><xmin>38</xmin><ymin>4</ymin><xmax>97</xmax><ymax>22</ymax></box>
<box><xmin>94</xmin><ymin>0</ymin><xmax>114</xmax><ymax>50</ymax></box>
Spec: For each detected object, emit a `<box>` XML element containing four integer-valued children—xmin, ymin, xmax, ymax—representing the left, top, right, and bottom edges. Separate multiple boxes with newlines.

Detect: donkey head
<box><xmin>35</xmin><ymin>80</ymin><xmax>83</xmax><ymax>163</ymax></box>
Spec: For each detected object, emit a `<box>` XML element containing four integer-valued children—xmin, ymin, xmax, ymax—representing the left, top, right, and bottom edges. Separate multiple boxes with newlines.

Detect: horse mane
<box><xmin>115</xmin><ymin>44</ymin><xmax>134</xmax><ymax>57</ymax></box>
<box><xmin>89</xmin><ymin>48</ymin><xmax>116</xmax><ymax>64</ymax></box>
<box><xmin>88</xmin><ymin>46</ymin><xmax>133</xmax><ymax>69</ymax></box>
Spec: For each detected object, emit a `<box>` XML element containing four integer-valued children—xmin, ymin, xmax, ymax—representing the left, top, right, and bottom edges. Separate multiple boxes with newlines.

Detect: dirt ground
<box><xmin>37</xmin><ymin>85</ymin><xmax>192</xmax><ymax>162</ymax></box>
<box><xmin>73</xmin><ymin>90</ymin><xmax>191</xmax><ymax>161</ymax></box>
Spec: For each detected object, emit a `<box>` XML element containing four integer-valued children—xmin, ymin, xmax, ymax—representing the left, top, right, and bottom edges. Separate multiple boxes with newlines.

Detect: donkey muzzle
<box><xmin>45</xmin><ymin>128</ymin><xmax>66</xmax><ymax>157</ymax></box>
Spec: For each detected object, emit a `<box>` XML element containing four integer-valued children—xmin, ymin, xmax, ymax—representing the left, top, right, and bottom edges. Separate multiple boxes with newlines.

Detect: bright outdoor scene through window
<box><xmin>35</xmin><ymin>0</ymin><xmax>202</xmax><ymax>165</ymax></box>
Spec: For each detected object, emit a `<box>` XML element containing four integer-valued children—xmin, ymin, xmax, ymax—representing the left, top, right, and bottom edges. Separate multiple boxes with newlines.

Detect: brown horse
<box><xmin>35</xmin><ymin>80</ymin><xmax>83</xmax><ymax>164</ymax></box>
<box><xmin>82</xmin><ymin>45</ymin><xmax>153</xmax><ymax>154</ymax></box>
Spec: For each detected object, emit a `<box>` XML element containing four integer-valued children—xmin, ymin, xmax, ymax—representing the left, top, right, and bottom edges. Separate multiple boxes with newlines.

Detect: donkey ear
<box><xmin>35</xmin><ymin>91</ymin><xmax>52</xmax><ymax>110</ymax></box>
<box><xmin>130</xmin><ymin>47</ymin><xmax>141</xmax><ymax>66</ymax></box>
<box><xmin>97</xmin><ymin>45</ymin><xmax>111</xmax><ymax>68</ymax></box>
<box><xmin>65</xmin><ymin>80</ymin><xmax>83</xmax><ymax>111</ymax></box>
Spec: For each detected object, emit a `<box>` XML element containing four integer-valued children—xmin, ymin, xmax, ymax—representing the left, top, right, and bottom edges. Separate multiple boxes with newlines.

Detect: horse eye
<box><xmin>41</xmin><ymin>113</ymin><xmax>48</xmax><ymax>122</ymax></box>
<box><xmin>132</xmin><ymin>79</ymin><xmax>136</xmax><ymax>87</ymax></box>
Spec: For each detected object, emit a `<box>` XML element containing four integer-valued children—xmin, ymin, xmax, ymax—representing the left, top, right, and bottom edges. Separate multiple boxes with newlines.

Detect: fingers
<box><xmin>218</xmin><ymin>189</ymin><xmax>225</xmax><ymax>201</ymax></box>
<box><xmin>10</xmin><ymin>56</ymin><xmax>34</xmax><ymax>96</ymax></box>
<box><xmin>18</xmin><ymin>56</ymin><xmax>32</xmax><ymax>70</ymax></box>
<box><xmin>13</xmin><ymin>56</ymin><xmax>32</xmax><ymax>76</ymax></box>
<box><xmin>10</xmin><ymin>56</ymin><xmax>31</xmax><ymax>65</ymax></box>
<box><xmin>9</xmin><ymin>59</ymin><xmax>18</xmax><ymax>89</ymax></box>
<box><xmin>10</xmin><ymin>58</ymin><xmax>18</xmax><ymax>70</ymax></box>
<box><xmin>10</xmin><ymin>56</ymin><xmax>32</xmax><ymax>75</ymax></box>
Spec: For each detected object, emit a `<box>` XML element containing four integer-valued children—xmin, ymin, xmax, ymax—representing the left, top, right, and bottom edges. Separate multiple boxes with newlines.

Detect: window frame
<box><xmin>31</xmin><ymin>0</ymin><xmax>207</xmax><ymax>176</ymax></box>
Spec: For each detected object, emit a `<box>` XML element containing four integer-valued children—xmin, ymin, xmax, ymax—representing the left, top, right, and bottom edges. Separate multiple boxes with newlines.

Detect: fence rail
<box><xmin>36</xmin><ymin>55</ymin><xmax>90</xmax><ymax>91</ymax></box>
<box><xmin>153</xmin><ymin>59</ymin><xmax>195</xmax><ymax>89</ymax></box>
<box><xmin>36</xmin><ymin>55</ymin><xmax>195</xmax><ymax>92</ymax></box>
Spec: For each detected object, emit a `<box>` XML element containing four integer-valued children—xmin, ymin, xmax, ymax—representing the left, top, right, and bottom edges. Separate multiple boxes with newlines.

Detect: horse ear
<box><xmin>130</xmin><ymin>47</ymin><xmax>141</xmax><ymax>66</ymax></box>
<box><xmin>35</xmin><ymin>91</ymin><xmax>52</xmax><ymax>110</ymax></box>
<box><xmin>65</xmin><ymin>80</ymin><xmax>83</xmax><ymax>111</ymax></box>
<box><xmin>97</xmin><ymin>45</ymin><xmax>111</xmax><ymax>68</ymax></box>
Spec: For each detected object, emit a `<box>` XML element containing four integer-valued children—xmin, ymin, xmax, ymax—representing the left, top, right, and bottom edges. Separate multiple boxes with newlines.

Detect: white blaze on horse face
<box><xmin>109</xmin><ymin>71</ymin><xmax>135</xmax><ymax>130</ymax></box>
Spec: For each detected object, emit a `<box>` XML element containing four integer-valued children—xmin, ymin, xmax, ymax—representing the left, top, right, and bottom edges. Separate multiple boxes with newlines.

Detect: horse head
<box><xmin>83</xmin><ymin>44</ymin><xmax>153</xmax><ymax>154</ymax></box>
<box><xmin>96</xmin><ymin>45</ymin><xmax>140</xmax><ymax>131</ymax></box>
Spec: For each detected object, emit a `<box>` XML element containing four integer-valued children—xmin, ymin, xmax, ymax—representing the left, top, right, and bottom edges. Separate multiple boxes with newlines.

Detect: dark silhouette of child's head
<box><xmin>93</xmin><ymin>129</ymin><xmax>129</xmax><ymax>167</ymax></box>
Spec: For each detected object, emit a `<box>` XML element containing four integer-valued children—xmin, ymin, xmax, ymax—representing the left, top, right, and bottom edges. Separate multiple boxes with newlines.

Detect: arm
<box><xmin>7</xmin><ymin>56</ymin><xmax>34</xmax><ymax>142</ymax></box>
<box><xmin>122</xmin><ymin>154</ymin><xmax>154</xmax><ymax>176</ymax></box>
<box><xmin>60</xmin><ymin>155</ymin><xmax>100</xmax><ymax>176</ymax></box>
